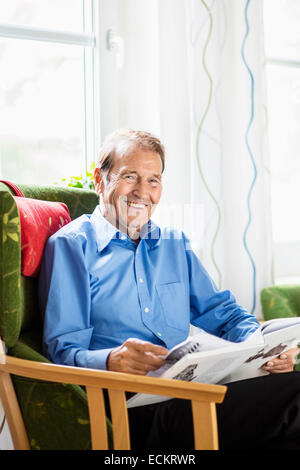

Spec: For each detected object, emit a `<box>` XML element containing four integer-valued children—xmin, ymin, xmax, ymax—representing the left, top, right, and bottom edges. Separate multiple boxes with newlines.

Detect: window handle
<box><xmin>106</xmin><ymin>29</ymin><xmax>124</xmax><ymax>69</ymax></box>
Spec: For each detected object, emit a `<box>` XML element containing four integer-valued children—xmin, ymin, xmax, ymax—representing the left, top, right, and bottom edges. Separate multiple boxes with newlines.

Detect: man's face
<box><xmin>94</xmin><ymin>147</ymin><xmax>163</xmax><ymax>237</ymax></box>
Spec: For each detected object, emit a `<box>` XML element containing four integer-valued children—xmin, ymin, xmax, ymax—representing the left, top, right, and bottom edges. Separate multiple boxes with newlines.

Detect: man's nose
<box><xmin>132</xmin><ymin>179</ymin><xmax>149</xmax><ymax>199</ymax></box>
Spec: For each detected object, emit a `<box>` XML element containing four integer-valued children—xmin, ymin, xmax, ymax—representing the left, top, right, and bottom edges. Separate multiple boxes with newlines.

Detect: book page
<box><xmin>126</xmin><ymin>320</ymin><xmax>300</xmax><ymax>408</ymax></box>
<box><xmin>127</xmin><ymin>341</ymin><xmax>259</xmax><ymax>408</ymax></box>
<box><xmin>149</xmin><ymin>329</ymin><xmax>247</xmax><ymax>378</ymax></box>
<box><xmin>261</xmin><ymin>317</ymin><xmax>300</xmax><ymax>335</ymax></box>
<box><xmin>162</xmin><ymin>330</ymin><xmax>237</xmax><ymax>364</ymax></box>
<box><xmin>226</xmin><ymin>322</ymin><xmax>300</xmax><ymax>382</ymax></box>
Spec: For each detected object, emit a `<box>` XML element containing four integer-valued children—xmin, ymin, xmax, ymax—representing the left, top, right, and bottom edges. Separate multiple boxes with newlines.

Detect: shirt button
<box><xmin>144</xmin><ymin>307</ymin><xmax>149</xmax><ymax>313</ymax></box>
<box><xmin>157</xmin><ymin>332</ymin><xmax>162</xmax><ymax>337</ymax></box>
<box><xmin>120</xmin><ymin>235</ymin><xmax>126</xmax><ymax>240</ymax></box>
<box><xmin>139</xmin><ymin>278</ymin><xmax>144</xmax><ymax>283</ymax></box>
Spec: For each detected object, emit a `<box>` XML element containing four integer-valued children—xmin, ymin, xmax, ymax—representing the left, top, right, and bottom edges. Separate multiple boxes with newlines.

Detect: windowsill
<box><xmin>274</xmin><ymin>277</ymin><xmax>300</xmax><ymax>286</ymax></box>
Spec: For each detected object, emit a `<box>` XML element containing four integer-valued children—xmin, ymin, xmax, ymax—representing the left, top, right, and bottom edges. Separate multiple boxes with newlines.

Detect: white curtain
<box><xmin>185</xmin><ymin>0</ymin><xmax>273</xmax><ymax>317</ymax></box>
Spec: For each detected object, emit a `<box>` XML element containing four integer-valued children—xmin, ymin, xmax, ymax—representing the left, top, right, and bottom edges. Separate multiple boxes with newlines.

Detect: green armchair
<box><xmin>0</xmin><ymin>181</ymin><xmax>227</xmax><ymax>450</ymax></box>
<box><xmin>260</xmin><ymin>284</ymin><xmax>300</xmax><ymax>371</ymax></box>
<box><xmin>0</xmin><ymin>182</ymin><xmax>101</xmax><ymax>450</ymax></box>
<box><xmin>260</xmin><ymin>284</ymin><xmax>300</xmax><ymax>321</ymax></box>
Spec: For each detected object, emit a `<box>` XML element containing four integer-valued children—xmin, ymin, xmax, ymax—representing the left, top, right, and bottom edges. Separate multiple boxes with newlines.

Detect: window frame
<box><xmin>264</xmin><ymin>33</ymin><xmax>300</xmax><ymax>283</ymax></box>
<box><xmin>0</xmin><ymin>0</ymin><xmax>98</xmax><ymax>187</ymax></box>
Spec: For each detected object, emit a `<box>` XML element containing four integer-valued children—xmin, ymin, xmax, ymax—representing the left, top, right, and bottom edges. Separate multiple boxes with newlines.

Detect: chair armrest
<box><xmin>1</xmin><ymin>355</ymin><xmax>226</xmax><ymax>401</ymax></box>
<box><xmin>0</xmin><ymin>355</ymin><xmax>227</xmax><ymax>450</ymax></box>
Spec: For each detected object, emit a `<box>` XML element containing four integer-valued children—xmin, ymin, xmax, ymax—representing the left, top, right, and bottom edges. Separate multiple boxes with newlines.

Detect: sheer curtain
<box><xmin>185</xmin><ymin>0</ymin><xmax>273</xmax><ymax>317</ymax></box>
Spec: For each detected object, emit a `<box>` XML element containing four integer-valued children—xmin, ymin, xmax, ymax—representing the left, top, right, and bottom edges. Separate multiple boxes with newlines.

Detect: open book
<box><xmin>126</xmin><ymin>317</ymin><xmax>300</xmax><ymax>408</ymax></box>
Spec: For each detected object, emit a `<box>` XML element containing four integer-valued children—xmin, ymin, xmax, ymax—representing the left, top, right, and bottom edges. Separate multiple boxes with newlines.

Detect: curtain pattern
<box><xmin>187</xmin><ymin>0</ymin><xmax>273</xmax><ymax>318</ymax></box>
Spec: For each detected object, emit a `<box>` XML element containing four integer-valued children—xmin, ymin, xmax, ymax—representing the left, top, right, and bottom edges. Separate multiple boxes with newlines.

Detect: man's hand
<box><xmin>107</xmin><ymin>338</ymin><xmax>169</xmax><ymax>375</ymax></box>
<box><xmin>262</xmin><ymin>346</ymin><xmax>299</xmax><ymax>374</ymax></box>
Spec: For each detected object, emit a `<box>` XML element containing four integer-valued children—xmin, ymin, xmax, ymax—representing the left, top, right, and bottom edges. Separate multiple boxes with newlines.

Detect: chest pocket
<box><xmin>156</xmin><ymin>282</ymin><xmax>189</xmax><ymax>332</ymax></box>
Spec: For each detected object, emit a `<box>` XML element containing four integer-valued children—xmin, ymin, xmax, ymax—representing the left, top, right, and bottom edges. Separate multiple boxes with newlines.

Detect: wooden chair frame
<box><xmin>0</xmin><ymin>354</ymin><xmax>227</xmax><ymax>450</ymax></box>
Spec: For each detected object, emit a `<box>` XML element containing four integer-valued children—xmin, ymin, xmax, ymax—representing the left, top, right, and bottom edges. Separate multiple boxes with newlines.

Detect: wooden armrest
<box><xmin>0</xmin><ymin>355</ymin><xmax>227</xmax><ymax>451</ymax></box>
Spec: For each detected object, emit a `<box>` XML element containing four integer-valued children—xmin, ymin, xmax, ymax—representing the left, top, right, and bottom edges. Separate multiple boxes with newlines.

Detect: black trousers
<box><xmin>128</xmin><ymin>371</ymin><xmax>300</xmax><ymax>451</ymax></box>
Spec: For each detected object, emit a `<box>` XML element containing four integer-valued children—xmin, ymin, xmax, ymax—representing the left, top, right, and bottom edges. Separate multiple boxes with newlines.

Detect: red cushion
<box><xmin>15</xmin><ymin>196</ymin><xmax>71</xmax><ymax>277</ymax></box>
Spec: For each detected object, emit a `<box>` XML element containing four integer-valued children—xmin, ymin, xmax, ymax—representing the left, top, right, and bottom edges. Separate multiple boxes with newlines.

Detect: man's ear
<box><xmin>94</xmin><ymin>168</ymin><xmax>102</xmax><ymax>194</ymax></box>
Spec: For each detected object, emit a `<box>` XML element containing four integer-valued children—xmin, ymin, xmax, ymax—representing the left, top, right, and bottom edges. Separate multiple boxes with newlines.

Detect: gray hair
<box><xmin>96</xmin><ymin>128</ymin><xmax>165</xmax><ymax>176</ymax></box>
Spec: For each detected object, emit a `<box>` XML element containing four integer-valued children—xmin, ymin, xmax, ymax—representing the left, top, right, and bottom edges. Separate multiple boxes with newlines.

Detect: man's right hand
<box><xmin>107</xmin><ymin>338</ymin><xmax>168</xmax><ymax>375</ymax></box>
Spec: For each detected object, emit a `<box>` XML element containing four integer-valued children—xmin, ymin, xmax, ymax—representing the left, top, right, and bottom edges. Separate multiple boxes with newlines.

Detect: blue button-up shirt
<box><xmin>38</xmin><ymin>206</ymin><xmax>259</xmax><ymax>370</ymax></box>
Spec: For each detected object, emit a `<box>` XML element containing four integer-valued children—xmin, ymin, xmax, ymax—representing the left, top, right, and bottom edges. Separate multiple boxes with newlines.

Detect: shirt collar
<box><xmin>90</xmin><ymin>205</ymin><xmax>161</xmax><ymax>252</ymax></box>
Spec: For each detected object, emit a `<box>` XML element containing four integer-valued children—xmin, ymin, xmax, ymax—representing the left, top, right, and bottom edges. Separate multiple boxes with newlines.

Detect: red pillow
<box><xmin>15</xmin><ymin>196</ymin><xmax>71</xmax><ymax>277</ymax></box>
<box><xmin>0</xmin><ymin>180</ymin><xmax>72</xmax><ymax>277</ymax></box>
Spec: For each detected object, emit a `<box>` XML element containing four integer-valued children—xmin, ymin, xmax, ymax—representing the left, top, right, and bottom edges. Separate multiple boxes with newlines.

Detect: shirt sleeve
<box><xmin>183</xmin><ymin>234</ymin><xmax>260</xmax><ymax>342</ymax></box>
<box><xmin>38</xmin><ymin>233</ymin><xmax>113</xmax><ymax>370</ymax></box>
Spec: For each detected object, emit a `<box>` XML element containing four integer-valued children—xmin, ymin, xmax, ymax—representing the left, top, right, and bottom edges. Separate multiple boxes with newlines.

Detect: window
<box><xmin>263</xmin><ymin>0</ymin><xmax>300</xmax><ymax>283</ymax></box>
<box><xmin>0</xmin><ymin>0</ymin><xmax>97</xmax><ymax>186</ymax></box>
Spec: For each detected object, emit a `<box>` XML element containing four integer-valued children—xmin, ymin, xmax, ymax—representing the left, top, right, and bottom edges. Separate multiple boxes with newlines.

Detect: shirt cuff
<box><xmin>75</xmin><ymin>348</ymin><xmax>114</xmax><ymax>371</ymax></box>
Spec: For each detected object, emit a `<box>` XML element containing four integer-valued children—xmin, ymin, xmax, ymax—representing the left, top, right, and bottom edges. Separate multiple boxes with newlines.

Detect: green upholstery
<box><xmin>0</xmin><ymin>182</ymin><xmax>113</xmax><ymax>450</ymax></box>
<box><xmin>260</xmin><ymin>284</ymin><xmax>300</xmax><ymax>371</ymax></box>
<box><xmin>260</xmin><ymin>285</ymin><xmax>300</xmax><ymax>321</ymax></box>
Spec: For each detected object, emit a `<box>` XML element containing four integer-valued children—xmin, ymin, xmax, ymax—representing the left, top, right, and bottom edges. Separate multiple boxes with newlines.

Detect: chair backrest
<box><xmin>260</xmin><ymin>284</ymin><xmax>300</xmax><ymax>321</ymax></box>
<box><xmin>260</xmin><ymin>284</ymin><xmax>300</xmax><ymax>372</ymax></box>
<box><xmin>0</xmin><ymin>181</ymin><xmax>99</xmax><ymax>351</ymax></box>
<box><xmin>0</xmin><ymin>181</ymin><xmax>101</xmax><ymax>450</ymax></box>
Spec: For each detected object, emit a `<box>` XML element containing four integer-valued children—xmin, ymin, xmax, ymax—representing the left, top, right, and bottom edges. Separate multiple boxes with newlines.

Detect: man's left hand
<box><xmin>262</xmin><ymin>346</ymin><xmax>299</xmax><ymax>374</ymax></box>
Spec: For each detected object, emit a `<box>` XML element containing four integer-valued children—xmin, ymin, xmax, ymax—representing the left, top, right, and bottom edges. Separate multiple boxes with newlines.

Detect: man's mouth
<box><xmin>126</xmin><ymin>201</ymin><xmax>149</xmax><ymax>209</ymax></box>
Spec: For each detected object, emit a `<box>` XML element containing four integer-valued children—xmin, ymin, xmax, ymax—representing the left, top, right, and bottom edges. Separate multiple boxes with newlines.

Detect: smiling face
<box><xmin>94</xmin><ymin>146</ymin><xmax>163</xmax><ymax>240</ymax></box>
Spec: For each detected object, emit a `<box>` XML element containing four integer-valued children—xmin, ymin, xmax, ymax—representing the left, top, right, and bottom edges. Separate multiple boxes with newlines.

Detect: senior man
<box><xmin>39</xmin><ymin>128</ymin><xmax>300</xmax><ymax>450</ymax></box>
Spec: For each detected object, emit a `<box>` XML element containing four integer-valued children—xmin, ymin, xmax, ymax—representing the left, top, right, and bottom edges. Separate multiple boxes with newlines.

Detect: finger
<box><xmin>128</xmin><ymin>349</ymin><xmax>166</xmax><ymax>369</ymax></box>
<box><xmin>125</xmin><ymin>338</ymin><xmax>168</xmax><ymax>357</ymax></box>
<box><xmin>122</xmin><ymin>356</ymin><xmax>164</xmax><ymax>375</ymax></box>
<box><xmin>263</xmin><ymin>360</ymin><xmax>286</xmax><ymax>370</ymax></box>
<box><xmin>121</xmin><ymin>344</ymin><xmax>166</xmax><ymax>372</ymax></box>
<box><xmin>266</xmin><ymin>366</ymin><xmax>293</xmax><ymax>374</ymax></box>
<box><xmin>125</xmin><ymin>363</ymin><xmax>163</xmax><ymax>375</ymax></box>
<box><xmin>279</xmin><ymin>351</ymin><xmax>297</xmax><ymax>360</ymax></box>
<box><xmin>107</xmin><ymin>341</ymin><xmax>165</xmax><ymax>373</ymax></box>
<box><xmin>265</xmin><ymin>357</ymin><xmax>289</xmax><ymax>367</ymax></box>
<box><xmin>120</xmin><ymin>364</ymin><xmax>150</xmax><ymax>376</ymax></box>
<box><xmin>279</xmin><ymin>354</ymin><xmax>287</xmax><ymax>360</ymax></box>
<box><xmin>279</xmin><ymin>354</ymin><xmax>296</xmax><ymax>364</ymax></box>
<box><xmin>265</xmin><ymin>360</ymin><xmax>289</xmax><ymax>367</ymax></box>
<box><xmin>264</xmin><ymin>363</ymin><xmax>288</xmax><ymax>371</ymax></box>
<box><xmin>281</xmin><ymin>347</ymin><xmax>299</xmax><ymax>360</ymax></box>
<box><xmin>263</xmin><ymin>361</ymin><xmax>294</xmax><ymax>373</ymax></box>
<box><xmin>110</xmin><ymin>352</ymin><xmax>158</xmax><ymax>374</ymax></box>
